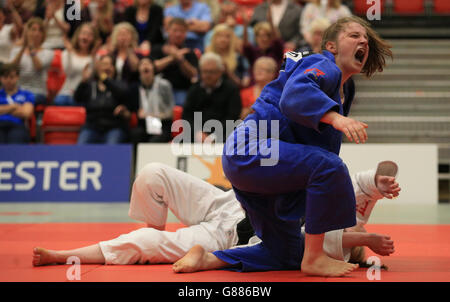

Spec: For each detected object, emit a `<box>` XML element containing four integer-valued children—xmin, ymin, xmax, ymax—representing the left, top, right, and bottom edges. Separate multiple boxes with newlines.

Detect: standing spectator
<box><xmin>123</xmin><ymin>0</ymin><xmax>164</xmax><ymax>52</ymax></box>
<box><xmin>0</xmin><ymin>6</ymin><xmax>22</xmax><ymax>64</ymax></box>
<box><xmin>109</xmin><ymin>22</ymin><xmax>142</xmax><ymax>84</ymax></box>
<box><xmin>239</xmin><ymin>56</ymin><xmax>277</xmax><ymax>120</ymax></box>
<box><xmin>205</xmin><ymin>23</ymin><xmax>250</xmax><ymax>89</ymax></box>
<box><xmin>203</xmin><ymin>0</ymin><xmax>255</xmax><ymax>53</ymax></box>
<box><xmin>164</xmin><ymin>0</ymin><xmax>212</xmax><ymax>51</ymax></box>
<box><xmin>129</xmin><ymin>57</ymin><xmax>174</xmax><ymax>144</ymax></box>
<box><xmin>0</xmin><ymin>64</ymin><xmax>34</xmax><ymax>144</ymax></box>
<box><xmin>35</xmin><ymin>0</ymin><xmax>70</xmax><ymax>49</ymax></box>
<box><xmin>300</xmin><ymin>0</ymin><xmax>351</xmax><ymax>39</ymax></box>
<box><xmin>53</xmin><ymin>22</ymin><xmax>100</xmax><ymax>106</ymax></box>
<box><xmin>250</xmin><ymin>0</ymin><xmax>303</xmax><ymax>51</ymax></box>
<box><xmin>182</xmin><ymin>52</ymin><xmax>241</xmax><ymax>143</ymax></box>
<box><xmin>150</xmin><ymin>17</ymin><xmax>198</xmax><ymax>106</ymax></box>
<box><xmin>74</xmin><ymin>54</ymin><xmax>131</xmax><ymax>144</ymax></box>
<box><xmin>9</xmin><ymin>17</ymin><xmax>54</xmax><ymax>105</ymax></box>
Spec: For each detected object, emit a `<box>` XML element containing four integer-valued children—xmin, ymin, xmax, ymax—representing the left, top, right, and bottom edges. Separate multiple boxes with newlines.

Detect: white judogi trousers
<box><xmin>99</xmin><ymin>163</ymin><xmax>245</xmax><ymax>264</ymax></box>
<box><xmin>99</xmin><ymin>162</ymin><xmax>395</xmax><ymax>264</ymax></box>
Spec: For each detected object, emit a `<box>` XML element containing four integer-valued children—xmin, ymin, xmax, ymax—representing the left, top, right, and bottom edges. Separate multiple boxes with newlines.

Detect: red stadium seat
<box><xmin>171</xmin><ymin>105</ymin><xmax>183</xmax><ymax>138</ymax></box>
<box><xmin>393</xmin><ymin>0</ymin><xmax>424</xmax><ymax>14</ymax></box>
<box><xmin>129</xmin><ymin>112</ymin><xmax>138</xmax><ymax>129</ymax></box>
<box><xmin>353</xmin><ymin>0</ymin><xmax>385</xmax><ymax>15</ymax></box>
<box><xmin>41</xmin><ymin>106</ymin><xmax>86</xmax><ymax>144</ymax></box>
<box><xmin>434</xmin><ymin>0</ymin><xmax>450</xmax><ymax>13</ymax></box>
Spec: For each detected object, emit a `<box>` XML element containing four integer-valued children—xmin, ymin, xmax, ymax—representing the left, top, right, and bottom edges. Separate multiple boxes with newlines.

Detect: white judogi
<box><xmin>99</xmin><ymin>161</ymin><xmax>397</xmax><ymax>264</ymax></box>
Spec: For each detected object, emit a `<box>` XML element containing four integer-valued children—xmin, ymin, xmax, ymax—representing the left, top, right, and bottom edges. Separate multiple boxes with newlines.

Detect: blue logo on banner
<box><xmin>0</xmin><ymin>145</ymin><xmax>132</xmax><ymax>202</ymax></box>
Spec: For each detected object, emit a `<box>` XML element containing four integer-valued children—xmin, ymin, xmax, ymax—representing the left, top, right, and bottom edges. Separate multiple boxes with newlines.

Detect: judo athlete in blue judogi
<box><xmin>173</xmin><ymin>16</ymin><xmax>393</xmax><ymax>277</ymax></box>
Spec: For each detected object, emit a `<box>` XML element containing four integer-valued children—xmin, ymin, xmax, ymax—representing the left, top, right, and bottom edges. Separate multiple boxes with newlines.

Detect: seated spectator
<box><xmin>89</xmin><ymin>0</ymin><xmax>122</xmax><ymax>44</ymax></box>
<box><xmin>300</xmin><ymin>0</ymin><xmax>351</xmax><ymax>39</ymax></box>
<box><xmin>53</xmin><ymin>22</ymin><xmax>100</xmax><ymax>106</ymax></box>
<box><xmin>123</xmin><ymin>0</ymin><xmax>164</xmax><ymax>51</ymax></box>
<box><xmin>297</xmin><ymin>17</ymin><xmax>330</xmax><ymax>54</ymax></box>
<box><xmin>250</xmin><ymin>0</ymin><xmax>303</xmax><ymax>51</ymax></box>
<box><xmin>164</xmin><ymin>0</ymin><xmax>212</xmax><ymax>52</ymax></box>
<box><xmin>150</xmin><ymin>17</ymin><xmax>198</xmax><ymax>106</ymax></box>
<box><xmin>203</xmin><ymin>0</ymin><xmax>255</xmax><ymax>54</ymax></box>
<box><xmin>109</xmin><ymin>22</ymin><xmax>142</xmax><ymax>84</ymax></box>
<box><xmin>242</xmin><ymin>12</ymin><xmax>284</xmax><ymax>82</ymax></box>
<box><xmin>0</xmin><ymin>6</ymin><xmax>22</xmax><ymax>64</ymax></box>
<box><xmin>239</xmin><ymin>56</ymin><xmax>277</xmax><ymax>120</ymax></box>
<box><xmin>182</xmin><ymin>52</ymin><xmax>241</xmax><ymax>143</ymax></box>
<box><xmin>206</xmin><ymin>24</ymin><xmax>250</xmax><ymax>89</ymax></box>
<box><xmin>9</xmin><ymin>17</ymin><xmax>54</xmax><ymax>105</ymax></box>
<box><xmin>3</xmin><ymin>0</ymin><xmax>34</xmax><ymax>25</ymax></box>
<box><xmin>34</xmin><ymin>0</ymin><xmax>70</xmax><ymax>49</ymax></box>
<box><xmin>129</xmin><ymin>57</ymin><xmax>174</xmax><ymax>144</ymax></box>
<box><xmin>74</xmin><ymin>54</ymin><xmax>131</xmax><ymax>144</ymax></box>
<box><xmin>0</xmin><ymin>64</ymin><xmax>35</xmax><ymax>144</ymax></box>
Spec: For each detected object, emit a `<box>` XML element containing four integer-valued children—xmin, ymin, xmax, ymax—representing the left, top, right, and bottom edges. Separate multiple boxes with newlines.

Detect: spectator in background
<box><xmin>0</xmin><ymin>6</ymin><xmax>22</xmax><ymax>64</ymax></box>
<box><xmin>89</xmin><ymin>0</ymin><xmax>122</xmax><ymax>44</ymax></box>
<box><xmin>250</xmin><ymin>0</ymin><xmax>303</xmax><ymax>51</ymax></box>
<box><xmin>297</xmin><ymin>17</ymin><xmax>330</xmax><ymax>54</ymax></box>
<box><xmin>242</xmin><ymin>9</ymin><xmax>284</xmax><ymax>82</ymax></box>
<box><xmin>239</xmin><ymin>56</ymin><xmax>277</xmax><ymax>120</ymax></box>
<box><xmin>9</xmin><ymin>17</ymin><xmax>54</xmax><ymax>105</ymax></box>
<box><xmin>204</xmin><ymin>0</ymin><xmax>255</xmax><ymax>53</ymax></box>
<box><xmin>164</xmin><ymin>0</ymin><xmax>212</xmax><ymax>52</ymax></box>
<box><xmin>0</xmin><ymin>64</ymin><xmax>34</xmax><ymax>144</ymax></box>
<box><xmin>205</xmin><ymin>24</ymin><xmax>250</xmax><ymax>89</ymax></box>
<box><xmin>109</xmin><ymin>22</ymin><xmax>142</xmax><ymax>84</ymax></box>
<box><xmin>53</xmin><ymin>22</ymin><xmax>100</xmax><ymax>106</ymax></box>
<box><xmin>300</xmin><ymin>0</ymin><xmax>351</xmax><ymax>39</ymax></box>
<box><xmin>3</xmin><ymin>0</ymin><xmax>35</xmax><ymax>25</ymax></box>
<box><xmin>182</xmin><ymin>52</ymin><xmax>241</xmax><ymax>143</ymax></box>
<box><xmin>151</xmin><ymin>18</ymin><xmax>198</xmax><ymax>106</ymax></box>
<box><xmin>75</xmin><ymin>54</ymin><xmax>131</xmax><ymax>144</ymax></box>
<box><xmin>35</xmin><ymin>0</ymin><xmax>70</xmax><ymax>49</ymax></box>
<box><xmin>129</xmin><ymin>57</ymin><xmax>174</xmax><ymax>144</ymax></box>
<box><xmin>123</xmin><ymin>0</ymin><xmax>164</xmax><ymax>53</ymax></box>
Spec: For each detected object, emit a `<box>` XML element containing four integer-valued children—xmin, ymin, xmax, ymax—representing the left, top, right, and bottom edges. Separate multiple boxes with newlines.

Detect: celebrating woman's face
<box><xmin>27</xmin><ymin>23</ymin><xmax>44</xmax><ymax>47</ymax></box>
<box><xmin>78</xmin><ymin>25</ymin><xmax>95</xmax><ymax>50</ymax></box>
<box><xmin>214</xmin><ymin>31</ymin><xmax>231</xmax><ymax>51</ymax></box>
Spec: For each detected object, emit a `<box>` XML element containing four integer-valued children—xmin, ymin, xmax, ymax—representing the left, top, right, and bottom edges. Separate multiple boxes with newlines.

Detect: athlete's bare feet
<box><xmin>301</xmin><ymin>253</ymin><xmax>359</xmax><ymax>277</ymax></box>
<box><xmin>32</xmin><ymin>247</ymin><xmax>65</xmax><ymax>266</ymax></box>
<box><xmin>173</xmin><ymin>245</ymin><xmax>228</xmax><ymax>273</ymax></box>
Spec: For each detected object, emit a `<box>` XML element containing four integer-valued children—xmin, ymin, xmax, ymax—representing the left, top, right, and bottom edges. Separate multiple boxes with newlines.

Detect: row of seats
<box><xmin>353</xmin><ymin>0</ymin><xmax>450</xmax><ymax>15</ymax></box>
<box><xmin>36</xmin><ymin>106</ymin><xmax>184</xmax><ymax>145</ymax></box>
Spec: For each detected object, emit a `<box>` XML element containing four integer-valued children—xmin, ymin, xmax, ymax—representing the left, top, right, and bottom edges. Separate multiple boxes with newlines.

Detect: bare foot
<box><xmin>301</xmin><ymin>253</ymin><xmax>359</xmax><ymax>277</ymax></box>
<box><xmin>32</xmin><ymin>247</ymin><xmax>65</xmax><ymax>266</ymax></box>
<box><xmin>173</xmin><ymin>245</ymin><xmax>228</xmax><ymax>273</ymax></box>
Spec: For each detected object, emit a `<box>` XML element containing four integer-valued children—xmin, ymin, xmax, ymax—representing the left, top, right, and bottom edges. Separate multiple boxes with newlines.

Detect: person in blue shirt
<box><xmin>0</xmin><ymin>64</ymin><xmax>35</xmax><ymax>144</ymax></box>
<box><xmin>172</xmin><ymin>16</ymin><xmax>393</xmax><ymax>277</ymax></box>
<box><xmin>164</xmin><ymin>0</ymin><xmax>212</xmax><ymax>52</ymax></box>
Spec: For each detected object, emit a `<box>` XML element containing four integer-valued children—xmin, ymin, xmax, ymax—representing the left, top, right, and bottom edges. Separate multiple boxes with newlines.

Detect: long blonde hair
<box><xmin>206</xmin><ymin>24</ymin><xmax>238</xmax><ymax>73</ymax></box>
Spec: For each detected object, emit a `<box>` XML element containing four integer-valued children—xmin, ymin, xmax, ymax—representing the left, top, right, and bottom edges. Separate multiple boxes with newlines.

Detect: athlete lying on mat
<box><xmin>33</xmin><ymin>161</ymin><xmax>400</xmax><ymax>269</ymax></box>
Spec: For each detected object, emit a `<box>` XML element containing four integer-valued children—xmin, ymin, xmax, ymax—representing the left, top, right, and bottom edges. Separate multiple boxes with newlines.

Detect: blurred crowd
<box><xmin>0</xmin><ymin>0</ymin><xmax>354</xmax><ymax>145</ymax></box>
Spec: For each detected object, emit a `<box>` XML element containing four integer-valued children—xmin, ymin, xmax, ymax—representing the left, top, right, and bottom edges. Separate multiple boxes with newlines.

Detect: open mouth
<box><xmin>355</xmin><ymin>48</ymin><xmax>366</xmax><ymax>63</ymax></box>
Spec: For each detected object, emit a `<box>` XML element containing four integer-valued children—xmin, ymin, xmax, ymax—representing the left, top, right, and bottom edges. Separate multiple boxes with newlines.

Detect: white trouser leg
<box><xmin>100</xmin><ymin>162</ymin><xmax>244</xmax><ymax>264</ymax></box>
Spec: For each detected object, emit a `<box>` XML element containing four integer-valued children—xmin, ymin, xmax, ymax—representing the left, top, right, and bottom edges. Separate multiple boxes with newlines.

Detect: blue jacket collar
<box><xmin>322</xmin><ymin>50</ymin><xmax>336</xmax><ymax>63</ymax></box>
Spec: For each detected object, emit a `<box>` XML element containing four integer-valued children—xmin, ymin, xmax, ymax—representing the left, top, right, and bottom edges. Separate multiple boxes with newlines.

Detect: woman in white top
<box><xmin>0</xmin><ymin>5</ymin><xmax>22</xmax><ymax>64</ymax></box>
<box><xmin>9</xmin><ymin>17</ymin><xmax>54</xmax><ymax>105</ymax></box>
<box><xmin>300</xmin><ymin>0</ymin><xmax>352</xmax><ymax>39</ymax></box>
<box><xmin>42</xmin><ymin>0</ymin><xmax>70</xmax><ymax>49</ymax></box>
<box><xmin>53</xmin><ymin>23</ymin><xmax>101</xmax><ymax>106</ymax></box>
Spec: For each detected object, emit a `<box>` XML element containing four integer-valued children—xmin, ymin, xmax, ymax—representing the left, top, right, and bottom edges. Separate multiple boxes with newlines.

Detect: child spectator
<box><xmin>0</xmin><ymin>64</ymin><xmax>35</xmax><ymax>144</ymax></box>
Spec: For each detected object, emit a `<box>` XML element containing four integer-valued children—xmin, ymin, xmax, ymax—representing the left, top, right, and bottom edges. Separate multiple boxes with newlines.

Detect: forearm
<box><xmin>179</xmin><ymin>59</ymin><xmax>197</xmax><ymax>79</ymax></box>
<box><xmin>188</xmin><ymin>20</ymin><xmax>211</xmax><ymax>33</ymax></box>
<box><xmin>342</xmin><ymin>232</ymin><xmax>370</xmax><ymax>248</ymax></box>
<box><xmin>30</xmin><ymin>52</ymin><xmax>44</xmax><ymax>71</ymax></box>
<box><xmin>0</xmin><ymin>105</ymin><xmax>17</xmax><ymax>115</ymax></box>
<box><xmin>11</xmin><ymin>104</ymin><xmax>33</xmax><ymax>120</ymax></box>
<box><xmin>154</xmin><ymin>56</ymin><xmax>175</xmax><ymax>72</ymax></box>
